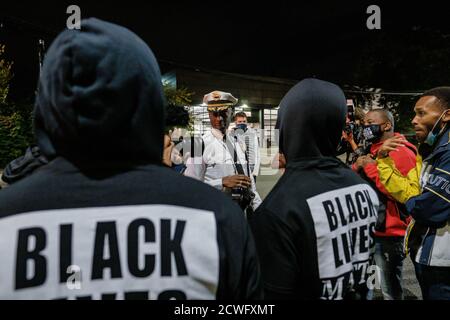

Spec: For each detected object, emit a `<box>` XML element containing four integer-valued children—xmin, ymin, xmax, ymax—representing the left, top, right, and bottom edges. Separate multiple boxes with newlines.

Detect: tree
<box><xmin>163</xmin><ymin>82</ymin><xmax>194</xmax><ymax>106</ymax></box>
<box><xmin>163</xmin><ymin>82</ymin><xmax>194</xmax><ymax>132</ymax></box>
<box><xmin>0</xmin><ymin>45</ymin><xmax>34</xmax><ymax>168</ymax></box>
<box><xmin>344</xmin><ymin>86</ymin><xmax>417</xmax><ymax>135</ymax></box>
<box><xmin>0</xmin><ymin>44</ymin><xmax>13</xmax><ymax>106</ymax></box>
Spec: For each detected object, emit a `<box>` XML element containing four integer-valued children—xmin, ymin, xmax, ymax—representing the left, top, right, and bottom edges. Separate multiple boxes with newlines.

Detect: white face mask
<box><xmin>425</xmin><ymin>109</ymin><xmax>450</xmax><ymax>146</ymax></box>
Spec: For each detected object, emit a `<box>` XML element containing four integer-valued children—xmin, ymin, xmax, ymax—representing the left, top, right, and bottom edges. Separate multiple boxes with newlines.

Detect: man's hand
<box><xmin>378</xmin><ymin>136</ymin><xmax>406</xmax><ymax>158</ymax></box>
<box><xmin>222</xmin><ymin>175</ymin><xmax>251</xmax><ymax>189</ymax></box>
<box><xmin>342</xmin><ymin>130</ymin><xmax>353</xmax><ymax>142</ymax></box>
<box><xmin>354</xmin><ymin>155</ymin><xmax>376</xmax><ymax>171</ymax></box>
<box><xmin>271</xmin><ymin>152</ymin><xmax>286</xmax><ymax>170</ymax></box>
<box><xmin>162</xmin><ymin>134</ymin><xmax>175</xmax><ymax>167</ymax></box>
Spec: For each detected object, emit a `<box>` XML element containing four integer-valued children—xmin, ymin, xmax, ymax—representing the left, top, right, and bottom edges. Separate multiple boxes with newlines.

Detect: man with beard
<box><xmin>250</xmin><ymin>78</ymin><xmax>379</xmax><ymax>300</ymax></box>
<box><xmin>377</xmin><ymin>87</ymin><xmax>450</xmax><ymax>300</ymax></box>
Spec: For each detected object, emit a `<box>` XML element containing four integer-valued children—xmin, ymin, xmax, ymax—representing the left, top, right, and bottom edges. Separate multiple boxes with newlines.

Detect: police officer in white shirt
<box><xmin>185</xmin><ymin>91</ymin><xmax>262</xmax><ymax>214</ymax></box>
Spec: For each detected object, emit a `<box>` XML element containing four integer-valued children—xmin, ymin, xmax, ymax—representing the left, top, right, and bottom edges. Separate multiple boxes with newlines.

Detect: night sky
<box><xmin>1</xmin><ymin>1</ymin><xmax>449</xmax><ymax>100</ymax></box>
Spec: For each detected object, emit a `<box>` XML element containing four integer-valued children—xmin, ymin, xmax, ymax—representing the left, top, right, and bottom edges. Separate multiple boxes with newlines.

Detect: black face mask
<box><xmin>363</xmin><ymin>124</ymin><xmax>383</xmax><ymax>142</ymax></box>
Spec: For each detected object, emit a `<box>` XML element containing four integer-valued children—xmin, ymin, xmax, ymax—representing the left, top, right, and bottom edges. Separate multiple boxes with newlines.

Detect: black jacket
<box><xmin>250</xmin><ymin>79</ymin><xmax>379</xmax><ymax>300</ymax></box>
<box><xmin>0</xmin><ymin>18</ymin><xmax>261</xmax><ymax>300</ymax></box>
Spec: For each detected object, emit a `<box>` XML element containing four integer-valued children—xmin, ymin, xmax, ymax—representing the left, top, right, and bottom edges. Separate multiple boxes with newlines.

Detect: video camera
<box><xmin>337</xmin><ymin>99</ymin><xmax>370</xmax><ymax>164</ymax></box>
<box><xmin>344</xmin><ymin>99</ymin><xmax>356</xmax><ymax>135</ymax></box>
<box><xmin>231</xmin><ymin>187</ymin><xmax>255</xmax><ymax>211</ymax></box>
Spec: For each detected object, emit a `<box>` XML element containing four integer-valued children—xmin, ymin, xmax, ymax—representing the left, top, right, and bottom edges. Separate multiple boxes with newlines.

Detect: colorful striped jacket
<box><xmin>352</xmin><ymin>133</ymin><xmax>416</xmax><ymax>237</ymax></box>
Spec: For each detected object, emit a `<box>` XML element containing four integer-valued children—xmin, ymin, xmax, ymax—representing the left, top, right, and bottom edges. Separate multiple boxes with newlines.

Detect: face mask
<box><xmin>363</xmin><ymin>124</ymin><xmax>383</xmax><ymax>142</ymax></box>
<box><xmin>425</xmin><ymin>109</ymin><xmax>450</xmax><ymax>146</ymax></box>
<box><xmin>235</xmin><ymin>123</ymin><xmax>248</xmax><ymax>133</ymax></box>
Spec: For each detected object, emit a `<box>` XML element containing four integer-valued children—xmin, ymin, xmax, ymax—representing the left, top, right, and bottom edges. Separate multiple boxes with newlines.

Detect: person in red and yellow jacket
<box><xmin>352</xmin><ymin>109</ymin><xmax>417</xmax><ymax>300</ymax></box>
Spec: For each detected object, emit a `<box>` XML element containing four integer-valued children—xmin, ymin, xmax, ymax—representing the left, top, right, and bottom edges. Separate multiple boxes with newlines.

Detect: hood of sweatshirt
<box><xmin>277</xmin><ymin>78</ymin><xmax>347</xmax><ymax>162</ymax></box>
<box><xmin>34</xmin><ymin>18</ymin><xmax>166</xmax><ymax>164</ymax></box>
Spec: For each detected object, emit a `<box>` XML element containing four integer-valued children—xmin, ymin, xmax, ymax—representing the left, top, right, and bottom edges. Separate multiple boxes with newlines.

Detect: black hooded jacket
<box><xmin>0</xmin><ymin>18</ymin><xmax>261</xmax><ymax>300</ymax></box>
<box><xmin>250</xmin><ymin>79</ymin><xmax>379</xmax><ymax>300</ymax></box>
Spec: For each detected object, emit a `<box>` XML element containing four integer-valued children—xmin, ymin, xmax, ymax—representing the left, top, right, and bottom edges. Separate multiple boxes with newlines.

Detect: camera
<box><xmin>231</xmin><ymin>187</ymin><xmax>255</xmax><ymax>210</ymax></box>
<box><xmin>344</xmin><ymin>99</ymin><xmax>357</xmax><ymax>136</ymax></box>
<box><xmin>347</xmin><ymin>100</ymin><xmax>355</xmax><ymax>122</ymax></box>
<box><xmin>344</xmin><ymin>122</ymin><xmax>355</xmax><ymax>135</ymax></box>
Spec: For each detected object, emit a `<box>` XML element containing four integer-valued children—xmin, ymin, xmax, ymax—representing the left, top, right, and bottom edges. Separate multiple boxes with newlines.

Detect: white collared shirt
<box><xmin>184</xmin><ymin>128</ymin><xmax>262</xmax><ymax>210</ymax></box>
<box><xmin>235</xmin><ymin>127</ymin><xmax>261</xmax><ymax>177</ymax></box>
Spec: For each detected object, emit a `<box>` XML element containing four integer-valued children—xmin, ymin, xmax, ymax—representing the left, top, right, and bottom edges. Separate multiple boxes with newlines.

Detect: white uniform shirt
<box><xmin>236</xmin><ymin>128</ymin><xmax>261</xmax><ymax>177</ymax></box>
<box><xmin>184</xmin><ymin>128</ymin><xmax>262</xmax><ymax>210</ymax></box>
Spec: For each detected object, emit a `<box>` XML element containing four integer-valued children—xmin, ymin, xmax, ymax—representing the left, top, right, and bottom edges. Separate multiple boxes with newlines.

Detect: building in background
<box><xmin>161</xmin><ymin>63</ymin><xmax>296</xmax><ymax>148</ymax></box>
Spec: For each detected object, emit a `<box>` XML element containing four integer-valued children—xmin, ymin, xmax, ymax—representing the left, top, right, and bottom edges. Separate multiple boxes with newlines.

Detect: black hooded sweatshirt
<box><xmin>249</xmin><ymin>79</ymin><xmax>379</xmax><ymax>300</ymax></box>
<box><xmin>0</xmin><ymin>18</ymin><xmax>261</xmax><ymax>300</ymax></box>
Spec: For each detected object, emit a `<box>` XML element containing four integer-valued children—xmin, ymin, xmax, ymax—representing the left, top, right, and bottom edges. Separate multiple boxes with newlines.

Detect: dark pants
<box><xmin>373</xmin><ymin>237</ymin><xmax>405</xmax><ymax>300</ymax></box>
<box><xmin>414</xmin><ymin>262</ymin><xmax>450</xmax><ymax>300</ymax></box>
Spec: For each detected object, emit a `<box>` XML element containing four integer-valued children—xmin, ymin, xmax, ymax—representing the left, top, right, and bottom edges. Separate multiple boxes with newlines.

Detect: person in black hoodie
<box><xmin>0</xmin><ymin>18</ymin><xmax>261</xmax><ymax>300</ymax></box>
<box><xmin>250</xmin><ymin>78</ymin><xmax>379</xmax><ymax>300</ymax></box>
